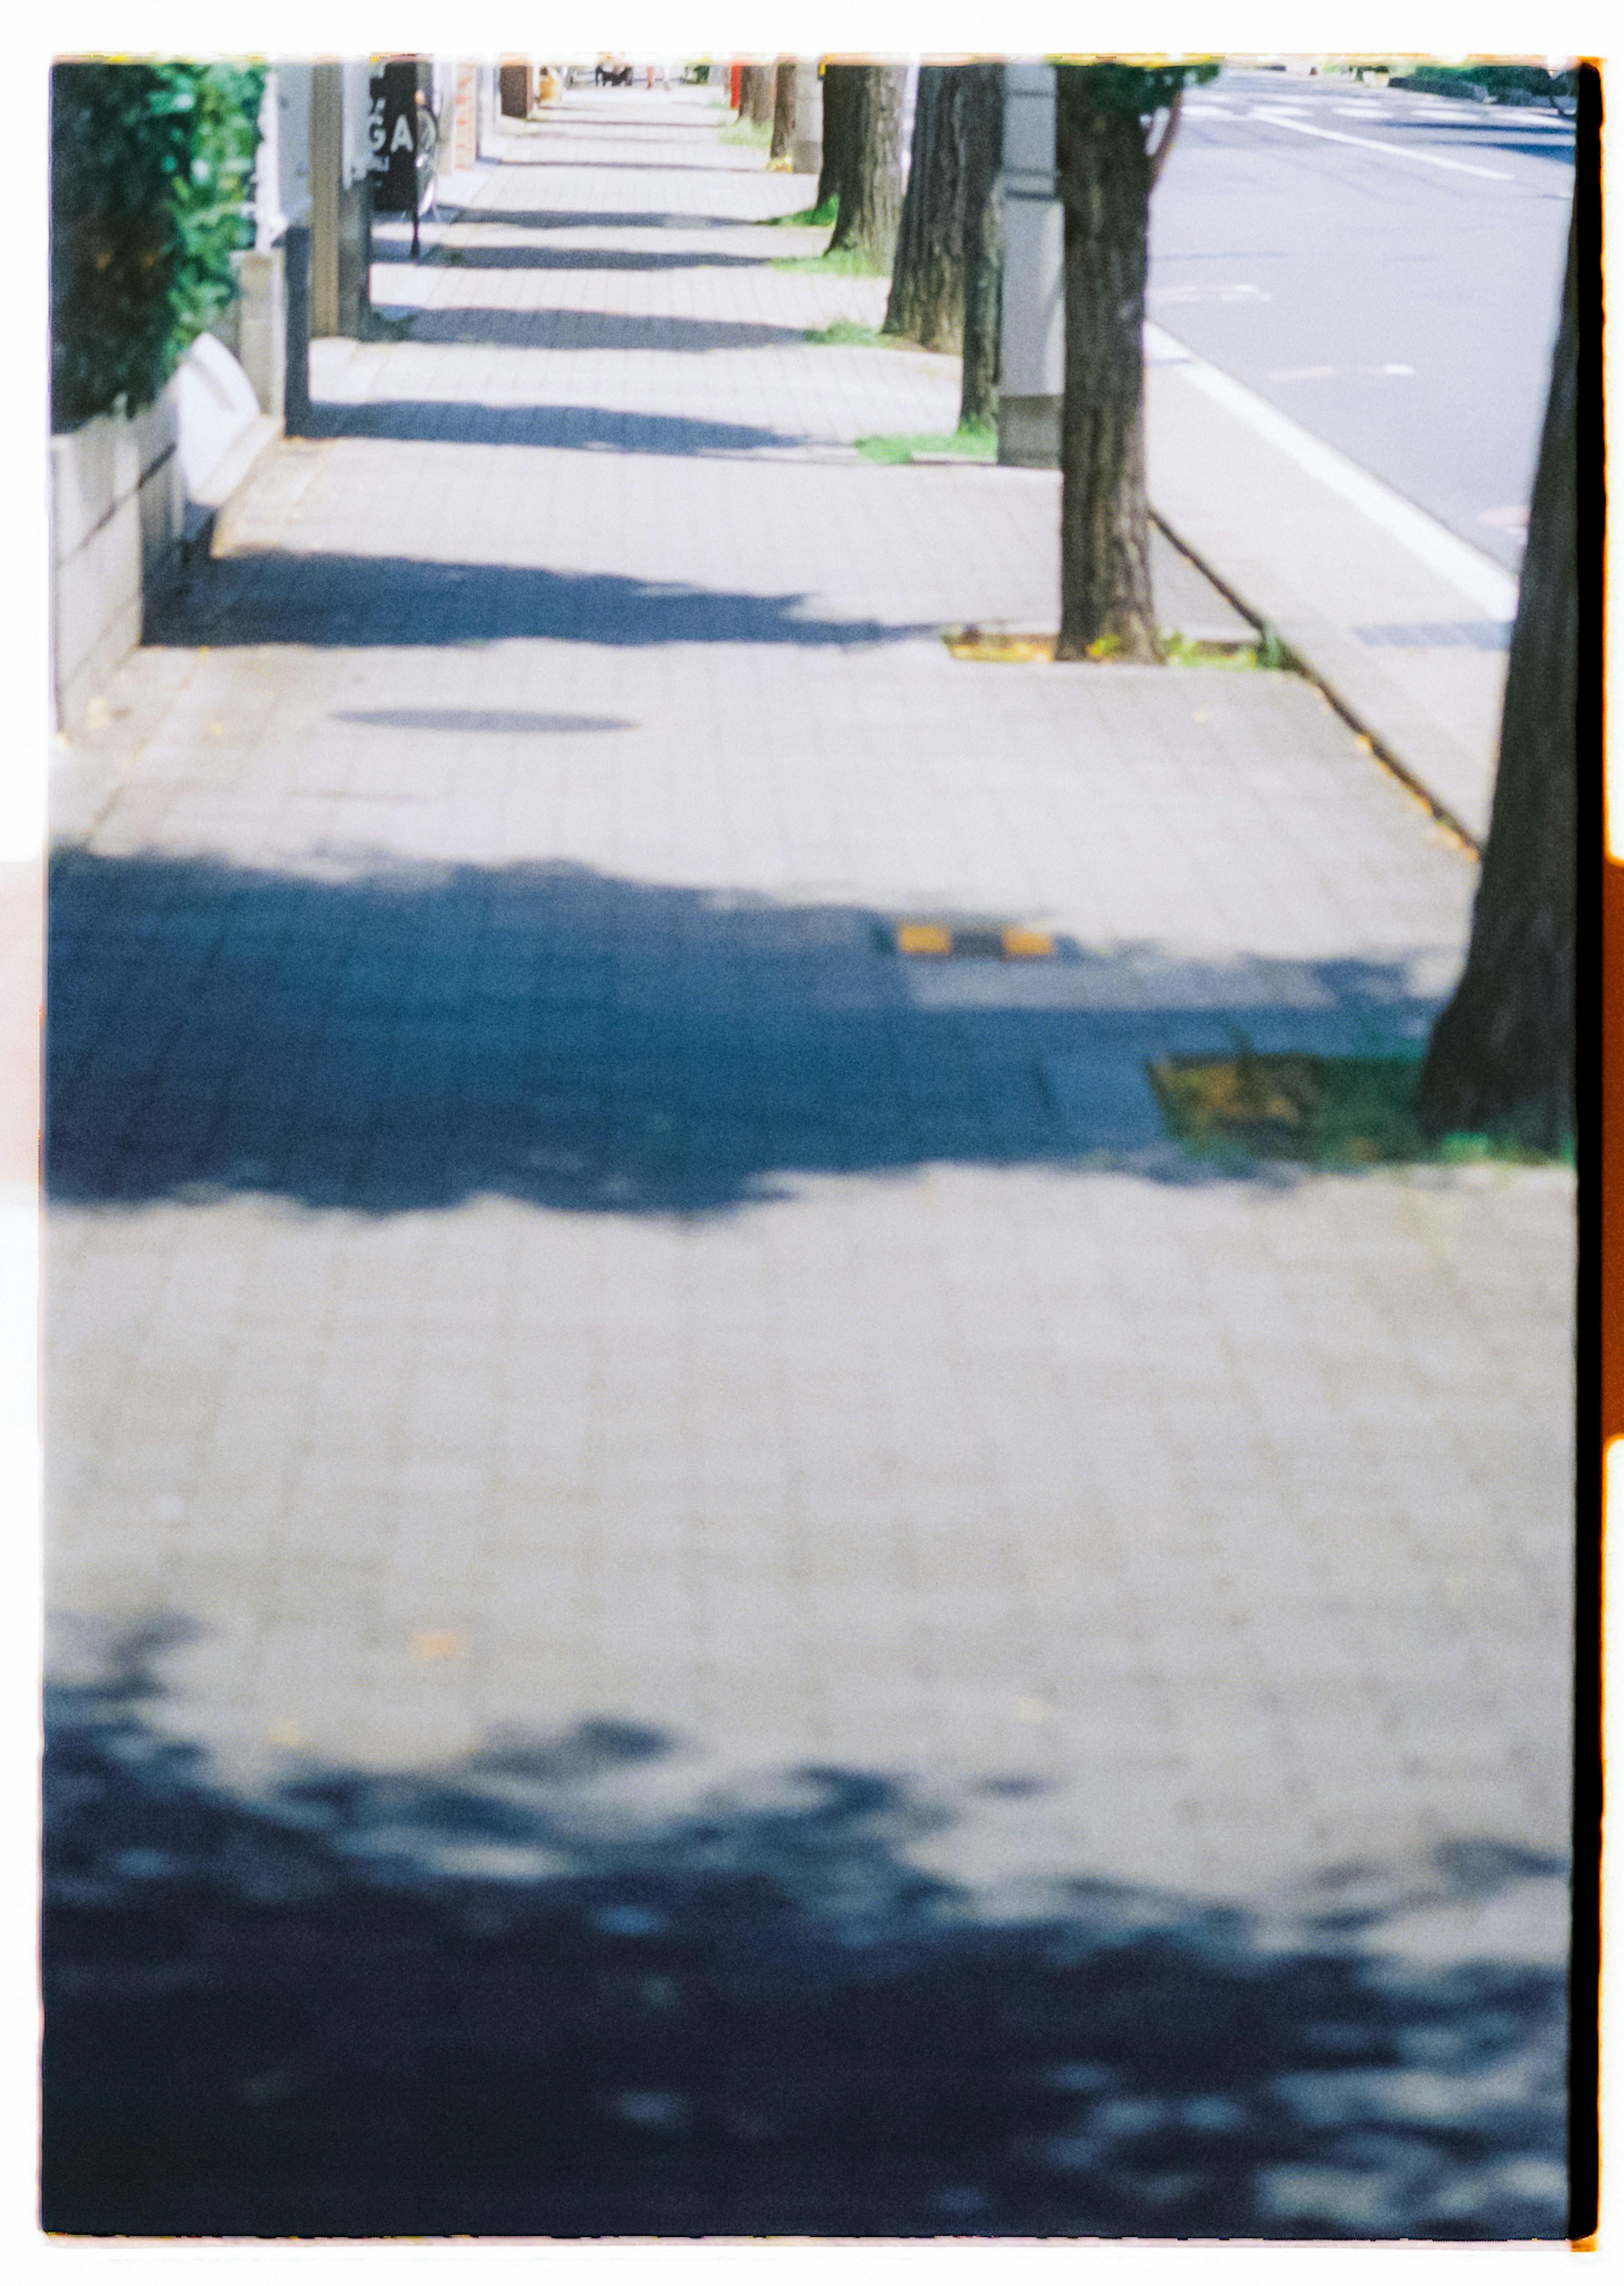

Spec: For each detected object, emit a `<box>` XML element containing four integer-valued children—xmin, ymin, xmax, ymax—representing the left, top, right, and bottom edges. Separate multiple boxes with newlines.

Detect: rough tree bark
<box><xmin>1415</xmin><ymin>206</ymin><xmax>1579</xmax><ymax>1151</ymax></box>
<box><xmin>882</xmin><ymin>65</ymin><xmax>1004</xmax><ymax>410</ymax></box>
<box><xmin>884</xmin><ymin>66</ymin><xmax>964</xmax><ymax>348</ymax></box>
<box><xmin>827</xmin><ymin>63</ymin><xmax>906</xmax><ymax>267</ymax></box>
<box><xmin>738</xmin><ymin>63</ymin><xmax>776</xmax><ymax>128</ymax></box>
<box><xmin>1053</xmin><ymin>67</ymin><xmax>1161</xmax><ymax>663</ymax></box>
<box><xmin>957</xmin><ymin>62</ymin><xmax>1004</xmax><ymax>428</ymax></box>
<box><xmin>769</xmin><ymin>57</ymin><xmax>798</xmax><ymax>164</ymax></box>
<box><xmin>817</xmin><ymin>63</ymin><xmax>854</xmax><ymax>211</ymax></box>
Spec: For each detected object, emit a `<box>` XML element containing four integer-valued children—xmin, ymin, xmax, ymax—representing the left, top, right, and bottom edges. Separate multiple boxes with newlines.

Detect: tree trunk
<box><xmin>827</xmin><ymin>63</ymin><xmax>905</xmax><ymax>268</ymax></box>
<box><xmin>817</xmin><ymin>63</ymin><xmax>856</xmax><ymax>212</ymax></box>
<box><xmin>1414</xmin><ymin>207</ymin><xmax>1579</xmax><ymax>1151</ymax></box>
<box><xmin>882</xmin><ymin>65</ymin><xmax>1004</xmax><ymax>412</ymax></box>
<box><xmin>884</xmin><ymin>66</ymin><xmax>966</xmax><ymax>349</ymax></box>
<box><xmin>769</xmin><ymin>58</ymin><xmax>797</xmax><ymax>164</ymax></box>
<box><xmin>738</xmin><ymin>64</ymin><xmax>775</xmax><ymax>128</ymax></box>
<box><xmin>1053</xmin><ymin>69</ymin><xmax>1160</xmax><ymax>663</ymax></box>
<box><xmin>958</xmin><ymin>62</ymin><xmax>1004</xmax><ymax>428</ymax></box>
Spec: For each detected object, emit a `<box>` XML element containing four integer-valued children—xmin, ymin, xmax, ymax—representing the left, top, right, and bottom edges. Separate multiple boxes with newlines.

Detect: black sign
<box><xmin>369</xmin><ymin>60</ymin><xmax>420</xmax><ymax>214</ymax></box>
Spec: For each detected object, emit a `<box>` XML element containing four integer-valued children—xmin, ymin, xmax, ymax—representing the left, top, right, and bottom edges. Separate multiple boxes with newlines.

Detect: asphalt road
<box><xmin>1149</xmin><ymin>68</ymin><xmax>1575</xmax><ymax>571</ymax></box>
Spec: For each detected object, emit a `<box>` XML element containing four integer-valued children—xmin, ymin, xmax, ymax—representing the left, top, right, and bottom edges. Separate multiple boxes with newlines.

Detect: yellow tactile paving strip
<box><xmin>894</xmin><ymin>921</ymin><xmax>1058</xmax><ymax>959</ymax></box>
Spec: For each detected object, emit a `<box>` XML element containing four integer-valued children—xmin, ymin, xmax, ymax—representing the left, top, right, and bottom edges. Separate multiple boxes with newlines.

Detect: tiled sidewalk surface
<box><xmin>49</xmin><ymin>91</ymin><xmax>1572</xmax><ymax>1929</ymax></box>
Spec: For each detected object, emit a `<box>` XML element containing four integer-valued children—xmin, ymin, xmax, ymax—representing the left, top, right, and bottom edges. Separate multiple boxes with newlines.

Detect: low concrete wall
<box><xmin>50</xmin><ymin>333</ymin><xmax>280</xmax><ymax>736</ymax></box>
<box><xmin>208</xmin><ymin>247</ymin><xmax>288</xmax><ymax>419</ymax></box>
<box><xmin>50</xmin><ymin>392</ymin><xmax>183</xmax><ymax>738</ymax></box>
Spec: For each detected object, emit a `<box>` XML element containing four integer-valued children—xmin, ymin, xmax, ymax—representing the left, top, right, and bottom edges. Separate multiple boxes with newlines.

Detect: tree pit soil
<box><xmin>1149</xmin><ymin>1051</ymin><xmax>1571</xmax><ymax>1168</ymax></box>
<box><xmin>942</xmin><ymin>625</ymin><xmax>1274</xmax><ymax>668</ymax></box>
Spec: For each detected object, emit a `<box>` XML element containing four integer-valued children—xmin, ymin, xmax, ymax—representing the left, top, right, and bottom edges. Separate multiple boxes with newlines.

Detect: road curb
<box><xmin>1148</xmin><ymin>508</ymin><xmax>1484</xmax><ymax>854</ymax></box>
<box><xmin>1144</xmin><ymin>332</ymin><xmax>1516</xmax><ymax>848</ymax></box>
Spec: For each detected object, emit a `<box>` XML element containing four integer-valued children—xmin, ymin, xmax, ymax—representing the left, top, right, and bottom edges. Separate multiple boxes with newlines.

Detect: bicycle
<box><xmin>407</xmin><ymin>95</ymin><xmax>440</xmax><ymax>257</ymax></box>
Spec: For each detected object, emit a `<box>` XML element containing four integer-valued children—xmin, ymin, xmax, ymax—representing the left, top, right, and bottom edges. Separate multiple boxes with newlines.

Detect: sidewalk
<box><xmin>44</xmin><ymin>88</ymin><xmax>1572</xmax><ymax>2238</ymax></box>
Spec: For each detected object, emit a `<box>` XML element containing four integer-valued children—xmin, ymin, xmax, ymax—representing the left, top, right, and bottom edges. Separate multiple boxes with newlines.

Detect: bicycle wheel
<box><xmin>414</xmin><ymin>106</ymin><xmax>439</xmax><ymax>216</ymax></box>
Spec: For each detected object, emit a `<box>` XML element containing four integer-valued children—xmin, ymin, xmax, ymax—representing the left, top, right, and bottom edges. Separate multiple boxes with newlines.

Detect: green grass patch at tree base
<box><xmin>1159</xmin><ymin>626</ymin><xmax>1287</xmax><ymax>669</ymax></box>
<box><xmin>1149</xmin><ymin>1050</ymin><xmax>1572</xmax><ymax>1169</ymax></box>
<box><xmin>771</xmin><ymin>246</ymin><xmax>891</xmax><ymax>277</ymax></box>
<box><xmin>857</xmin><ymin>423</ymin><xmax>996</xmax><ymax>465</ymax></box>
<box><xmin>718</xmin><ymin>119</ymin><xmax>773</xmax><ymax>147</ymax></box>
<box><xmin>806</xmin><ymin>321</ymin><xmax>889</xmax><ymax>348</ymax></box>
<box><xmin>763</xmin><ymin>195</ymin><xmax>839</xmax><ymax>228</ymax></box>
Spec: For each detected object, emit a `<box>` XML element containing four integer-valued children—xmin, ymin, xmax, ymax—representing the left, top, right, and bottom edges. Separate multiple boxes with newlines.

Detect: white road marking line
<box><xmin>1246</xmin><ymin>107</ymin><xmax>1514</xmax><ymax>180</ymax></box>
<box><xmin>1147</xmin><ymin>283</ymin><xmax>1271</xmax><ymax>304</ymax></box>
<box><xmin>1268</xmin><ymin>363</ymin><xmax>1416</xmax><ymax>380</ymax></box>
<box><xmin>1143</xmin><ymin>320</ymin><xmax>1521</xmax><ymax>618</ymax></box>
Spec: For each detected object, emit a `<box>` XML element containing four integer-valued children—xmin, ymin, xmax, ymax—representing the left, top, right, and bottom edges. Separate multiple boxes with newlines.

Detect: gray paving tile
<box><xmin>44</xmin><ymin>92</ymin><xmax>1572</xmax><ymax>1930</ymax></box>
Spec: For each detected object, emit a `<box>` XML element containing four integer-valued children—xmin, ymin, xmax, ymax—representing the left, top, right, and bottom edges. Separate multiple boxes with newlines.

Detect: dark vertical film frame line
<box><xmin>1572</xmin><ymin>52</ymin><xmax>1604</xmax><ymax>2250</ymax></box>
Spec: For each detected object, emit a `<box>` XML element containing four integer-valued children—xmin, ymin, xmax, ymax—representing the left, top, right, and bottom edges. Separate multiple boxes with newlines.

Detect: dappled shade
<box><xmin>42</xmin><ymin>1637</ymin><xmax>1567</xmax><ymax>2239</ymax></box>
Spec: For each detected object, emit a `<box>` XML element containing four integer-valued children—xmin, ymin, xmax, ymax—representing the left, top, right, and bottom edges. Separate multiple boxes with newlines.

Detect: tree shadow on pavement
<box><xmin>501</xmin><ymin>158</ymin><xmax>769</xmax><ymax>175</ymax></box>
<box><xmin>392</xmin><ymin>307</ymin><xmax>821</xmax><ymax>354</ymax></box>
<box><xmin>437</xmin><ymin>208</ymin><xmax>753</xmax><ymax>230</ymax></box>
<box><xmin>408</xmin><ymin>244</ymin><xmax>775</xmax><ymax>272</ymax></box>
<box><xmin>41</xmin><ymin>1630</ymin><xmax>1569</xmax><ymax>2239</ymax></box>
<box><xmin>148</xmin><ymin>549</ymin><xmax>897</xmax><ymax>650</ymax></box>
<box><xmin>288</xmin><ymin>399</ymin><xmax>814</xmax><ymax>455</ymax></box>
<box><xmin>47</xmin><ymin>851</ymin><xmax>1455</xmax><ymax>1217</ymax></box>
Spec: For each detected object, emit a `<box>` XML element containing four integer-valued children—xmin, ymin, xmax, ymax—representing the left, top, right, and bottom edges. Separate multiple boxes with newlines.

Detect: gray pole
<box><xmin>792</xmin><ymin>58</ymin><xmax>823</xmax><ymax>181</ymax></box>
<box><xmin>283</xmin><ymin>224</ymin><xmax>312</xmax><ymax>434</ymax></box>
<box><xmin>997</xmin><ymin>62</ymin><xmax>1064</xmax><ymax>469</ymax></box>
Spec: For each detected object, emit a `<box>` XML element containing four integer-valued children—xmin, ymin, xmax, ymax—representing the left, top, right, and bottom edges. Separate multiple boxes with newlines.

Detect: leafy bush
<box><xmin>1048</xmin><ymin>56</ymin><xmax>1222</xmax><ymax>118</ymax></box>
<box><xmin>52</xmin><ymin>61</ymin><xmax>266</xmax><ymax>432</ymax></box>
<box><xmin>1390</xmin><ymin>62</ymin><xmax>1577</xmax><ymax>105</ymax></box>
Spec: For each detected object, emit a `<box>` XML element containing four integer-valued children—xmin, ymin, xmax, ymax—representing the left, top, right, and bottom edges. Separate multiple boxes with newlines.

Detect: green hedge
<box><xmin>52</xmin><ymin>61</ymin><xmax>266</xmax><ymax>432</ymax></box>
<box><xmin>1390</xmin><ymin>63</ymin><xmax>1577</xmax><ymax>104</ymax></box>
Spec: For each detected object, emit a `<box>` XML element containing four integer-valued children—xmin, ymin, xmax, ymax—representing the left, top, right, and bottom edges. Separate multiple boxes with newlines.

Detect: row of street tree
<box><xmin>47</xmin><ymin>54</ymin><xmax>1584</xmax><ymax>1153</ymax></box>
<box><xmin>729</xmin><ymin>53</ymin><xmax>1582</xmax><ymax>1157</ymax></box>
